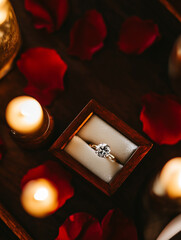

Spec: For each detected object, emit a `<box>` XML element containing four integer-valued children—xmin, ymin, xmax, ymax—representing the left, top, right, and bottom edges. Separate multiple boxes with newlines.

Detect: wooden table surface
<box><xmin>0</xmin><ymin>0</ymin><xmax>181</xmax><ymax>239</ymax></box>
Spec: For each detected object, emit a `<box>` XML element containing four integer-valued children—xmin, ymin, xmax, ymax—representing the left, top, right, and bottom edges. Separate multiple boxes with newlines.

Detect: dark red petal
<box><xmin>25</xmin><ymin>0</ymin><xmax>68</xmax><ymax>33</ymax></box>
<box><xmin>23</xmin><ymin>86</ymin><xmax>56</xmax><ymax>106</ymax></box>
<box><xmin>17</xmin><ymin>47</ymin><xmax>67</xmax><ymax>106</ymax></box>
<box><xmin>55</xmin><ymin>212</ymin><xmax>102</xmax><ymax>240</ymax></box>
<box><xmin>118</xmin><ymin>16</ymin><xmax>160</xmax><ymax>54</ymax></box>
<box><xmin>140</xmin><ymin>93</ymin><xmax>181</xmax><ymax>145</ymax></box>
<box><xmin>21</xmin><ymin>161</ymin><xmax>74</xmax><ymax>211</ymax></box>
<box><xmin>101</xmin><ymin>209</ymin><xmax>138</xmax><ymax>240</ymax></box>
<box><xmin>68</xmin><ymin>10</ymin><xmax>107</xmax><ymax>60</ymax></box>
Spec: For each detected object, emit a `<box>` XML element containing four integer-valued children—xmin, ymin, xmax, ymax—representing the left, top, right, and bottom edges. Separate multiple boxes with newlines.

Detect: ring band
<box><xmin>89</xmin><ymin>143</ymin><xmax>118</xmax><ymax>163</ymax></box>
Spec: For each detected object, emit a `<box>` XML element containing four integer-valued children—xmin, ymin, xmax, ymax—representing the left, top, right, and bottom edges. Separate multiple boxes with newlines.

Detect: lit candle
<box><xmin>21</xmin><ymin>178</ymin><xmax>58</xmax><ymax>218</ymax></box>
<box><xmin>5</xmin><ymin>96</ymin><xmax>44</xmax><ymax>135</ymax></box>
<box><xmin>153</xmin><ymin>157</ymin><xmax>181</xmax><ymax>198</ymax></box>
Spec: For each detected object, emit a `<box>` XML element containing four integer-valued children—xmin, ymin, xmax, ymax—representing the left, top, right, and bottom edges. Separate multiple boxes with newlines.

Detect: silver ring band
<box><xmin>89</xmin><ymin>143</ymin><xmax>118</xmax><ymax>163</ymax></box>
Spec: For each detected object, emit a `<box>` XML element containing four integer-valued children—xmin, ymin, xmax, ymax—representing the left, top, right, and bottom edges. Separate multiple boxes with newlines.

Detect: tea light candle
<box><xmin>21</xmin><ymin>178</ymin><xmax>58</xmax><ymax>218</ymax></box>
<box><xmin>5</xmin><ymin>96</ymin><xmax>44</xmax><ymax>135</ymax></box>
<box><xmin>153</xmin><ymin>157</ymin><xmax>181</xmax><ymax>198</ymax></box>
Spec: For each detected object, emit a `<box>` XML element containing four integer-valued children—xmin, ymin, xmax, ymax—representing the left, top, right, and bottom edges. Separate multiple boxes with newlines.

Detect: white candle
<box><xmin>153</xmin><ymin>157</ymin><xmax>181</xmax><ymax>198</ymax></box>
<box><xmin>5</xmin><ymin>96</ymin><xmax>44</xmax><ymax>135</ymax></box>
<box><xmin>21</xmin><ymin>178</ymin><xmax>58</xmax><ymax>218</ymax></box>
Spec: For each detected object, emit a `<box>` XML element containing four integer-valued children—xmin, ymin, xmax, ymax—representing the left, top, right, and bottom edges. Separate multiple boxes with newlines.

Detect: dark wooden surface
<box><xmin>0</xmin><ymin>0</ymin><xmax>181</xmax><ymax>239</ymax></box>
<box><xmin>160</xmin><ymin>0</ymin><xmax>181</xmax><ymax>22</ymax></box>
<box><xmin>0</xmin><ymin>202</ymin><xmax>32</xmax><ymax>240</ymax></box>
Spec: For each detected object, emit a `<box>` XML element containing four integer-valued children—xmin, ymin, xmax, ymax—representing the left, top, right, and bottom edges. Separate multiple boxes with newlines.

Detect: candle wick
<box><xmin>19</xmin><ymin>109</ymin><xmax>30</xmax><ymax>117</ymax></box>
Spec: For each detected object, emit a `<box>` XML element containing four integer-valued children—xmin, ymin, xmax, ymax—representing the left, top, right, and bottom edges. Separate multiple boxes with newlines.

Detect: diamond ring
<box><xmin>89</xmin><ymin>143</ymin><xmax>118</xmax><ymax>163</ymax></box>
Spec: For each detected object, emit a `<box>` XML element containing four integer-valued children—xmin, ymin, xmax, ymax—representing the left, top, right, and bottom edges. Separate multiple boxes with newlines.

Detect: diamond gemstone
<box><xmin>95</xmin><ymin>143</ymin><xmax>111</xmax><ymax>158</ymax></box>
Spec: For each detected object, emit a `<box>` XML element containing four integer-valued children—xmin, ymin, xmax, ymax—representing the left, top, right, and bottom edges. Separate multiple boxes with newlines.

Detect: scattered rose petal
<box><xmin>25</xmin><ymin>0</ymin><xmax>68</xmax><ymax>33</ymax></box>
<box><xmin>101</xmin><ymin>209</ymin><xmax>138</xmax><ymax>240</ymax></box>
<box><xmin>21</xmin><ymin>160</ymin><xmax>74</xmax><ymax>211</ymax></box>
<box><xmin>68</xmin><ymin>10</ymin><xmax>107</xmax><ymax>60</ymax></box>
<box><xmin>55</xmin><ymin>209</ymin><xmax>137</xmax><ymax>240</ymax></box>
<box><xmin>17</xmin><ymin>47</ymin><xmax>67</xmax><ymax>106</ymax></box>
<box><xmin>55</xmin><ymin>212</ymin><xmax>102</xmax><ymax>240</ymax></box>
<box><xmin>118</xmin><ymin>16</ymin><xmax>160</xmax><ymax>54</ymax></box>
<box><xmin>140</xmin><ymin>93</ymin><xmax>181</xmax><ymax>145</ymax></box>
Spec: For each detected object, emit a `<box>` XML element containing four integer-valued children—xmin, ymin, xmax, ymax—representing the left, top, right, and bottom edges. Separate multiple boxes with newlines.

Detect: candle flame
<box><xmin>34</xmin><ymin>187</ymin><xmax>48</xmax><ymax>201</ymax></box>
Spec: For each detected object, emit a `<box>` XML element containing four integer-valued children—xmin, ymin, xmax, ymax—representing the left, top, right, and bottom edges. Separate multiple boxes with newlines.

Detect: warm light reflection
<box><xmin>34</xmin><ymin>187</ymin><xmax>49</xmax><ymax>201</ymax></box>
<box><xmin>0</xmin><ymin>0</ymin><xmax>6</xmax><ymax>6</ymax></box>
<box><xmin>0</xmin><ymin>9</ymin><xmax>7</xmax><ymax>24</ymax></box>
<box><xmin>0</xmin><ymin>0</ymin><xmax>8</xmax><ymax>25</ymax></box>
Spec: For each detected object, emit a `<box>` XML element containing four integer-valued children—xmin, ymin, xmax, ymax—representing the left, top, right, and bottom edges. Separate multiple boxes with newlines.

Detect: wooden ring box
<box><xmin>50</xmin><ymin>100</ymin><xmax>153</xmax><ymax>196</ymax></box>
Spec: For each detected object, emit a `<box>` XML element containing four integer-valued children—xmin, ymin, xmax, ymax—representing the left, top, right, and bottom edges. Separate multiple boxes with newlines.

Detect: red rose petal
<box><xmin>101</xmin><ymin>209</ymin><xmax>138</xmax><ymax>240</ymax></box>
<box><xmin>68</xmin><ymin>10</ymin><xmax>107</xmax><ymax>60</ymax></box>
<box><xmin>55</xmin><ymin>209</ymin><xmax>138</xmax><ymax>240</ymax></box>
<box><xmin>140</xmin><ymin>93</ymin><xmax>181</xmax><ymax>145</ymax></box>
<box><xmin>23</xmin><ymin>86</ymin><xmax>56</xmax><ymax>106</ymax></box>
<box><xmin>21</xmin><ymin>161</ymin><xmax>74</xmax><ymax>211</ymax></box>
<box><xmin>25</xmin><ymin>0</ymin><xmax>68</xmax><ymax>33</ymax></box>
<box><xmin>17</xmin><ymin>47</ymin><xmax>67</xmax><ymax>106</ymax></box>
<box><xmin>118</xmin><ymin>16</ymin><xmax>160</xmax><ymax>54</ymax></box>
<box><xmin>55</xmin><ymin>212</ymin><xmax>102</xmax><ymax>240</ymax></box>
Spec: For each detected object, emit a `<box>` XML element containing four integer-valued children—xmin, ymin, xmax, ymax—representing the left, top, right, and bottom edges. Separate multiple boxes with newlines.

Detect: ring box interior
<box><xmin>50</xmin><ymin>100</ymin><xmax>153</xmax><ymax>195</ymax></box>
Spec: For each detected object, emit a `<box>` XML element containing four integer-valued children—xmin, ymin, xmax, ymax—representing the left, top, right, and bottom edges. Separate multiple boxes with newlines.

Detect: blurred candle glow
<box><xmin>0</xmin><ymin>0</ymin><xmax>8</xmax><ymax>24</ymax></box>
<box><xmin>153</xmin><ymin>158</ymin><xmax>181</xmax><ymax>198</ymax></box>
<box><xmin>5</xmin><ymin>96</ymin><xmax>44</xmax><ymax>135</ymax></box>
<box><xmin>21</xmin><ymin>178</ymin><xmax>58</xmax><ymax>218</ymax></box>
